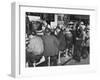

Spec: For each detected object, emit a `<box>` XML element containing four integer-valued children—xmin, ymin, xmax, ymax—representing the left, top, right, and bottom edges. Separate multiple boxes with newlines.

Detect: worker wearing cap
<box><xmin>26</xmin><ymin>16</ymin><xmax>44</xmax><ymax>66</ymax></box>
<box><xmin>28</xmin><ymin>16</ymin><xmax>44</xmax><ymax>36</ymax></box>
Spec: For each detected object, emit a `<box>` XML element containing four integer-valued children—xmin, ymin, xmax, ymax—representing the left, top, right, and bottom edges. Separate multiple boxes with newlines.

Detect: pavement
<box><xmin>26</xmin><ymin>54</ymin><xmax>89</xmax><ymax>67</ymax></box>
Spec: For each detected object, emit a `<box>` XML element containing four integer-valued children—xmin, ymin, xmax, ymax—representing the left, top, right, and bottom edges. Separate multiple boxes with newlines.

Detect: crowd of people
<box><xmin>25</xmin><ymin>15</ymin><xmax>90</xmax><ymax>67</ymax></box>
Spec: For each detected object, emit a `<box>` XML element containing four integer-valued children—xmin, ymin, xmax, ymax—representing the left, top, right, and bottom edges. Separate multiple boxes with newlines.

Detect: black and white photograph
<box><xmin>10</xmin><ymin>2</ymin><xmax>97</xmax><ymax>77</ymax></box>
<box><xmin>25</xmin><ymin>12</ymin><xmax>90</xmax><ymax>67</ymax></box>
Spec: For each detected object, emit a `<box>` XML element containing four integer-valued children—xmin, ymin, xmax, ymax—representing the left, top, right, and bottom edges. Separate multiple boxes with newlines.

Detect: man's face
<box><xmin>32</xmin><ymin>21</ymin><xmax>41</xmax><ymax>30</ymax></box>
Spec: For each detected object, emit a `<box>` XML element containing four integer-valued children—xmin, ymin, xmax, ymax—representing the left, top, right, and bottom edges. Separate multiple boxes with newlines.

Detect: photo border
<box><xmin>11</xmin><ymin>2</ymin><xmax>97</xmax><ymax>78</ymax></box>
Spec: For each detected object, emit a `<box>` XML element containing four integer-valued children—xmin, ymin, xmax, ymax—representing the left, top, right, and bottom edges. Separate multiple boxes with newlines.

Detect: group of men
<box><xmin>25</xmin><ymin>15</ymin><xmax>90</xmax><ymax>67</ymax></box>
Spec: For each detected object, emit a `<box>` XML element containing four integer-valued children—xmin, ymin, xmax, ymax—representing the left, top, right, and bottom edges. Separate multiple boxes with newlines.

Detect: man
<box><xmin>26</xmin><ymin>16</ymin><xmax>44</xmax><ymax>67</ymax></box>
<box><xmin>42</xmin><ymin>27</ymin><xmax>59</xmax><ymax>66</ymax></box>
<box><xmin>73</xmin><ymin>21</ymin><xmax>88</xmax><ymax>61</ymax></box>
